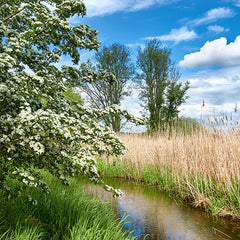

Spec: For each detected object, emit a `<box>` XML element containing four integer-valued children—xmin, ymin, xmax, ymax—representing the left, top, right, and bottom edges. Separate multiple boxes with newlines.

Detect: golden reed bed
<box><xmin>110</xmin><ymin>119</ymin><xmax>240</xmax><ymax>218</ymax></box>
<box><xmin>118</xmin><ymin>128</ymin><xmax>240</xmax><ymax>182</ymax></box>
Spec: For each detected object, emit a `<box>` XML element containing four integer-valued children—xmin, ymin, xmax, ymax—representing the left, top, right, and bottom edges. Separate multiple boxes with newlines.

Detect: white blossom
<box><xmin>22</xmin><ymin>179</ymin><xmax>28</xmax><ymax>185</ymax></box>
<box><xmin>0</xmin><ymin>0</ymin><xmax>143</xmax><ymax>199</ymax></box>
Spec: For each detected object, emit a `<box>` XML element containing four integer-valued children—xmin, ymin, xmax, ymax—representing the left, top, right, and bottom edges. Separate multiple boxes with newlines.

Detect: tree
<box><xmin>137</xmin><ymin>39</ymin><xmax>189</xmax><ymax>131</ymax></box>
<box><xmin>165</xmin><ymin>65</ymin><xmax>189</xmax><ymax>122</ymax></box>
<box><xmin>0</xmin><ymin>0</ymin><xmax>143</xmax><ymax>199</ymax></box>
<box><xmin>81</xmin><ymin>43</ymin><xmax>135</xmax><ymax>132</ymax></box>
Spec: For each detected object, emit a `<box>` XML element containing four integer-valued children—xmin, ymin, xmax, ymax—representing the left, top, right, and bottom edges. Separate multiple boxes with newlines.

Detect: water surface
<box><xmin>78</xmin><ymin>177</ymin><xmax>240</xmax><ymax>240</ymax></box>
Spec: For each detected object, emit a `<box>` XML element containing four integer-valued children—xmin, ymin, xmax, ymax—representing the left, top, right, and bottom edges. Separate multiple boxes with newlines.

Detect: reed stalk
<box><xmin>98</xmin><ymin>117</ymin><xmax>240</xmax><ymax>219</ymax></box>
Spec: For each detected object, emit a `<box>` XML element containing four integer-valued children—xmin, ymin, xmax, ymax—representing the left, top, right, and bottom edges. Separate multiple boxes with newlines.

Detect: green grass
<box><xmin>96</xmin><ymin>158</ymin><xmax>240</xmax><ymax>219</ymax></box>
<box><xmin>0</xmin><ymin>170</ymin><xmax>136</xmax><ymax>240</ymax></box>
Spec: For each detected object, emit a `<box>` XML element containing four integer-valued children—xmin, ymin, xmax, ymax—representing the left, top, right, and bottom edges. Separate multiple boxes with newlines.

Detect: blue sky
<box><xmin>68</xmin><ymin>0</ymin><xmax>240</xmax><ymax>121</ymax></box>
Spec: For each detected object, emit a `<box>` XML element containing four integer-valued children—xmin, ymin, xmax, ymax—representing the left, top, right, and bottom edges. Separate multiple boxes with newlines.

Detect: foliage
<box><xmin>81</xmin><ymin>43</ymin><xmax>135</xmax><ymax>132</ymax></box>
<box><xmin>0</xmin><ymin>170</ymin><xmax>136</xmax><ymax>239</ymax></box>
<box><xmin>0</xmin><ymin>0</ymin><xmax>143</xmax><ymax>199</ymax></box>
<box><xmin>137</xmin><ymin>39</ymin><xmax>189</xmax><ymax>131</ymax></box>
<box><xmin>63</xmin><ymin>87</ymin><xmax>84</xmax><ymax>112</ymax></box>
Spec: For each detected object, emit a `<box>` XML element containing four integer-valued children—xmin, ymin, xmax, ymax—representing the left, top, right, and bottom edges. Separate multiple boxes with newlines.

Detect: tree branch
<box><xmin>2</xmin><ymin>5</ymin><xmax>26</xmax><ymax>23</ymax></box>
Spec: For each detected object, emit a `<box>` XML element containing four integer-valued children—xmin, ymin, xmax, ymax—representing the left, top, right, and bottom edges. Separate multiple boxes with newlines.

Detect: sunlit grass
<box><xmin>0</xmin><ymin>170</ymin><xmax>136</xmax><ymax>240</ymax></box>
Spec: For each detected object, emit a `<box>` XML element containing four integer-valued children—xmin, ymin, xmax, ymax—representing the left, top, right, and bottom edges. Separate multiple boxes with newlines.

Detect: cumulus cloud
<box><xmin>189</xmin><ymin>7</ymin><xmax>235</xmax><ymax>26</ymax></box>
<box><xmin>143</xmin><ymin>27</ymin><xmax>197</xmax><ymax>44</ymax></box>
<box><xmin>179</xmin><ymin>66</ymin><xmax>240</xmax><ymax>119</ymax></box>
<box><xmin>207</xmin><ymin>25</ymin><xmax>229</xmax><ymax>34</ymax></box>
<box><xmin>83</xmin><ymin>0</ymin><xmax>179</xmax><ymax>17</ymax></box>
<box><xmin>179</xmin><ymin>35</ymin><xmax>240</xmax><ymax>69</ymax></box>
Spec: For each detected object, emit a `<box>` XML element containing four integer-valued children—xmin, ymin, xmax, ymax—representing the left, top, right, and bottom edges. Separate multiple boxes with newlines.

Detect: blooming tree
<box><xmin>0</xmin><ymin>0</ymin><xmax>144</xmax><ymax>199</ymax></box>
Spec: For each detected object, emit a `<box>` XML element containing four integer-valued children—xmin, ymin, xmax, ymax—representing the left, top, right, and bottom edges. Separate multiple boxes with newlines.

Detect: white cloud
<box><xmin>207</xmin><ymin>25</ymin><xmax>229</xmax><ymax>34</ymax></box>
<box><xmin>125</xmin><ymin>43</ymin><xmax>145</xmax><ymax>49</ymax></box>
<box><xmin>179</xmin><ymin>35</ymin><xmax>240</xmax><ymax>69</ymax></box>
<box><xmin>236</xmin><ymin>0</ymin><xmax>240</xmax><ymax>7</ymax></box>
<box><xmin>180</xmin><ymin>66</ymin><xmax>240</xmax><ymax>120</ymax></box>
<box><xmin>83</xmin><ymin>0</ymin><xmax>126</xmax><ymax>17</ymax></box>
<box><xmin>120</xmin><ymin>66</ymin><xmax>240</xmax><ymax>121</ymax></box>
<box><xmin>130</xmin><ymin>0</ymin><xmax>166</xmax><ymax>11</ymax></box>
<box><xmin>231</xmin><ymin>0</ymin><xmax>240</xmax><ymax>7</ymax></box>
<box><xmin>83</xmin><ymin>0</ymin><xmax>179</xmax><ymax>17</ymax></box>
<box><xmin>189</xmin><ymin>7</ymin><xmax>235</xmax><ymax>26</ymax></box>
<box><xmin>143</xmin><ymin>27</ymin><xmax>197</xmax><ymax>44</ymax></box>
<box><xmin>217</xmin><ymin>0</ymin><xmax>240</xmax><ymax>7</ymax></box>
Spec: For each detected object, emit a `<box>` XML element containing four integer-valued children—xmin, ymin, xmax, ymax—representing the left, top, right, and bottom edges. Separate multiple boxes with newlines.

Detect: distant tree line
<box><xmin>81</xmin><ymin>40</ymin><xmax>190</xmax><ymax>132</ymax></box>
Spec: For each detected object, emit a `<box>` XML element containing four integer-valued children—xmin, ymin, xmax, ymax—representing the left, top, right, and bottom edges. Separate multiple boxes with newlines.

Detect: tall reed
<box><xmin>98</xmin><ymin>117</ymin><xmax>240</xmax><ymax>219</ymax></box>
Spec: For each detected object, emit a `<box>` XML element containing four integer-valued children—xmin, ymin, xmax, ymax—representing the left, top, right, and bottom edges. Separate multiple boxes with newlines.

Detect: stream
<box><xmin>77</xmin><ymin>176</ymin><xmax>240</xmax><ymax>240</ymax></box>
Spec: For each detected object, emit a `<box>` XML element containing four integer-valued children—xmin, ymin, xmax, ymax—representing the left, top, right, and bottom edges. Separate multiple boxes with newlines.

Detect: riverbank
<box><xmin>96</xmin><ymin>128</ymin><xmax>240</xmax><ymax>220</ymax></box>
<box><xmin>0</xmin><ymin>170</ymin><xmax>135</xmax><ymax>240</ymax></box>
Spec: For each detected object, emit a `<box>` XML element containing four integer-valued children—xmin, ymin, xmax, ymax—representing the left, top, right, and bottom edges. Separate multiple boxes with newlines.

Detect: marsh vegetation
<box><xmin>97</xmin><ymin>117</ymin><xmax>240</xmax><ymax>219</ymax></box>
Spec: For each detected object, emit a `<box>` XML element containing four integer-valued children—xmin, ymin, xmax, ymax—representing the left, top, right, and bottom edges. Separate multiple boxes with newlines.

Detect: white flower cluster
<box><xmin>104</xmin><ymin>185</ymin><xmax>123</xmax><ymax>198</ymax></box>
<box><xmin>0</xmin><ymin>0</ymin><xmax>142</xmax><ymax>199</ymax></box>
<box><xmin>0</xmin><ymin>53</ymin><xmax>16</xmax><ymax>69</ymax></box>
<box><xmin>12</xmin><ymin>171</ymin><xmax>37</xmax><ymax>187</ymax></box>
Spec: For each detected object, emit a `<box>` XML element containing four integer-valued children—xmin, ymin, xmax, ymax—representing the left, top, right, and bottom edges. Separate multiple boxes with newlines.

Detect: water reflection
<box><xmin>78</xmin><ymin>177</ymin><xmax>240</xmax><ymax>240</ymax></box>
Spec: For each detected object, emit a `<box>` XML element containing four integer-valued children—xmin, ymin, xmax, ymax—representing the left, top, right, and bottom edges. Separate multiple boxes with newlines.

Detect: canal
<box><xmin>78</xmin><ymin>176</ymin><xmax>240</xmax><ymax>240</ymax></box>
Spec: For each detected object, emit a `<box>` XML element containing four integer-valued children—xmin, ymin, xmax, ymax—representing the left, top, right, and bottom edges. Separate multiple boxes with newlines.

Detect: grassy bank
<box><xmin>0</xmin><ymin>170</ymin><xmax>135</xmax><ymax>240</ymax></box>
<box><xmin>96</xmin><ymin>123</ymin><xmax>240</xmax><ymax>220</ymax></box>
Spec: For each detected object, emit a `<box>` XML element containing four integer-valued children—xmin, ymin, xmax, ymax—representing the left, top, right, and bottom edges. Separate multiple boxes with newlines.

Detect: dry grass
<box><xmin>105</xmin><ymin>118</ymin><xmax>240</xmax><ymax>218</ymax></box>
<box><xmin>118</xmin><ymin>128</ymin><xmax>240</xmax><ymax>181</ymax></box>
